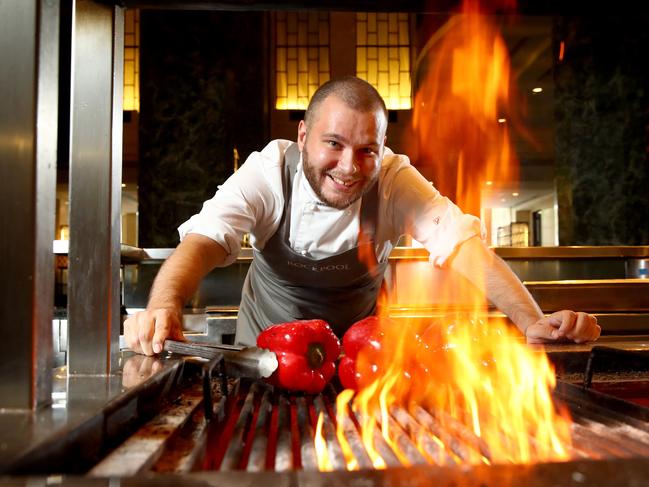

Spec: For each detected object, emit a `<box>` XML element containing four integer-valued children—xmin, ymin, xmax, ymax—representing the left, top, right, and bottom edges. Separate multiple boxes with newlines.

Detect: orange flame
<box><xmin>324</xmin><ymin>0</ymin><xmax>573</xmax><ymax>471</ymax></box>
<box><xmin>335</xmin><ymin>389</ymin><xmax>359</xmax><ymax>470</ymax></box>
<box><xmin>412</xmin><ymin>0</ymin><xmax>519</xmax><ymax>216</ymax></box>
<box><xmin>329</xmin><ymin>296</ymin><xmax>572</xmax><ymax>470</ymax></box>
<box><xmin>314</xmin><ymin>412</ymin><xmax>333</xmax><ymax>471</ymax></box>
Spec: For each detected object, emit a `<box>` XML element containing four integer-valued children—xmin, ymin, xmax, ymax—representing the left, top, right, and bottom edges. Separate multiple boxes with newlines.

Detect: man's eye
<box><xmin>362</xmin><ymin>148</ymin><xmax>376</xmax><ymax>155</ymax></box>
<box><xmin>327</xmin><ymin>140</ymin><xmax>338</xmax><ymax>147</ymax></box>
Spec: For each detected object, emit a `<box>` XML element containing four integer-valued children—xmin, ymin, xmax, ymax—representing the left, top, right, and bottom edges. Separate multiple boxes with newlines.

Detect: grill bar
<box><xmin>351</xmin><ymin>410</ymin><xmax>402</xmax><ymax>467</ymax></box>
<box><xmin>428</xmin><ymin>408</ymin><xmax>493</xmax><ymax>461</ymax></box>
<box><xmin>380</xmin><ymin>412</ymin><xmax>429</xmax><ymax>465</ymax></box>
<box><xmin>573</xmin><ymin>417</ymin><xmax>649</xmax><ymax>457</ymax></box>
<box><xmin>313</xmin><ymin>395</ymin><xmax>347</xmax><ymax>470</ymax></box>
<box><xmin>90</xmin><ymin>383</ymin><xmax>205</xmax><ymax>477</ymax></box>
<box><xmin>246</xmin><ymin>388</ymin><xmax>272</xmax><ymax>472</ymax></box>
<box><xmin>334</xmin><ymin>402</ymin><xmax>374</xmax><ymax>469</ymax></box>
<box><xmin>275</xmin><ymin>396</ymin><xmax>293</xmax><ymax>471</ymax></box>
<box><xmin>570</xmin><ymin>423</ymin><xmax>629</xmax><ymax>459</ymax></box>
<box><xmin>220</xmin><ymin>383</ymin><xmax>258</xmax><ymax>470</ymax></box>
<box><xmin>296</xmin><ymin>397</ymin><xmax>319</xmax><ymax>470</ymax></box>
<box><xmin>391</xmin><ymin>406</ymin><xmax>456</xmax><ymax>465</ymax></box>
<box><xmin>566</xmin><ymin>401</ymin><xmax>649</xmax><ymax>455</ymax></box>
<box><xmin>412</xmin><ymin>405</ymin><xmax>485</xmax><ymax>463</ymax></box>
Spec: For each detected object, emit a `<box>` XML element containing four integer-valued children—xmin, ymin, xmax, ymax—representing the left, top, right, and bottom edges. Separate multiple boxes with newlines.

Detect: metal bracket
<box><xmin>583</xmin><ymin>346</ymin><xmax>649</xmax><ymax>389</ymax></box>
<box><xmin>162</xmin><ymin>340</ymin><xmax>226</xmax><ymax>421</ymax></box>
<box><xmin>202</xmin><ymin>353</ymin><xmax>227</xmax><ymax>422</ymax></box>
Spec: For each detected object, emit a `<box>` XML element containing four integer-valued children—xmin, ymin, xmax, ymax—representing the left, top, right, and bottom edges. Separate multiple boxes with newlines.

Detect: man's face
<box><xmin>297</xmin><ymin>95</ymin><xmax>387</xmax><ymax>210</ymax></box>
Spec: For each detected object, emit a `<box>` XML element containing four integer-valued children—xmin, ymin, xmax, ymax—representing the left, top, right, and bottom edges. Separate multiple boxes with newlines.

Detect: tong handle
<box><xmin>163</xmin><ymin>339</ymin><xmax>219</xmax><ymax>360</ymax></box>
<box><xmin>198</xmin><ymin>342</ymin><xmax>246</xmax><ymax>352</ymax></box>
<box><xmin>163</xmin><ymin>339</ymin><xmax>278</xmax><ymax>380</ymax></box>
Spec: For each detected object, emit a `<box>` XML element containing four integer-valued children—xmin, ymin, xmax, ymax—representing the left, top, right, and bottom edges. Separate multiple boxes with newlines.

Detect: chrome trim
<box><xmin>0</xmin><ymin>0</ymin><xmax>59</xmax><ymax>409</ymax></box>
<box><xmin>129</xmin><ymin>246</ymin><xmax>649</xmax><ymax>263</ymax></box>
<box><xmin>494</xmin><ymin>246</ymin><xmax>649</xmax><ymax>259</ymax></box>
<box><xmin>67</xmin><ymin>1</ymin><xmax>124</xmax><ymax>375</ymax></box>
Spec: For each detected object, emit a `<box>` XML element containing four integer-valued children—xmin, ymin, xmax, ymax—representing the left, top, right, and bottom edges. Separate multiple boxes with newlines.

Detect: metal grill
<box><xmin>202</xmin><ymin>379</ymin><xmax>649</xmax><ymax>472</ymax></box>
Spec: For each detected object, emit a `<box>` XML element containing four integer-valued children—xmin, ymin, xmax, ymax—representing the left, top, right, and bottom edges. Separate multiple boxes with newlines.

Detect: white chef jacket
<box><xmin>178</xmin><ymin>139</ymin><xmax>484</xmax><ymax>267</ymax></box>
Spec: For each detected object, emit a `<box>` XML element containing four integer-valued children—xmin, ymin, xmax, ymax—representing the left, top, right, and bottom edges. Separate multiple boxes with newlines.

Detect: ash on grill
<box><xmin>202</xmin><ymin>378</ymin><xmax>649</xmax><ymax>472</ymax></box>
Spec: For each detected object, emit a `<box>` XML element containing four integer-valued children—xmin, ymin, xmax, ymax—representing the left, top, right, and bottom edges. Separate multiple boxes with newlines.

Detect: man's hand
<box><xmin>123</xmin><ymin>307</ymin><xmax>185</xmax><ymax>356</ymax></box>
<box><xmin>123</xmin><ymin>234</ymin><xmax>229</xmax><ymax>356</ymax></box>
<box><xmin>448</xmin><ymin>238</ymin><xmax>602</xmax><ymax>345</ymax></box>
<box><xmin>525</xmin><ymin>310</ymin><xmax>601</xmax><ymax>344</ymax></box>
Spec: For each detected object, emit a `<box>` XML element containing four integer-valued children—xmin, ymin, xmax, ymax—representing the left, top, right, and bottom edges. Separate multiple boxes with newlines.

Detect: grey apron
<box><xmin>236</xmin><ymin>143</ymin><xmax>389</xmax><ymax>345</ymax></box>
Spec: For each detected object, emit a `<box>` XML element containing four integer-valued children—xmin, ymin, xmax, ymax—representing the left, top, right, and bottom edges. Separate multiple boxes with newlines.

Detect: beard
<box><xmin>301</xmin><ymin>146</ymin><xmax>378</xmax><ymax>210</ymax></box>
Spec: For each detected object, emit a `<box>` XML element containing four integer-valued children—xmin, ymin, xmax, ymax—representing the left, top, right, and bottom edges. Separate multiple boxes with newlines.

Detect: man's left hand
<box><xmin>525</xmin><ymin>310</ymin><xmax>601</xmax><ymax>344</ymax></box>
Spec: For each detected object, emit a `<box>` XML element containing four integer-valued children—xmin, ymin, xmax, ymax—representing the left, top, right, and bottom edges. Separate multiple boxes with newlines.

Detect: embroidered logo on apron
<box><xmin>287</xmin><ymin>260</ymin><xmax>351</xmax><ymax>272</ymax></box>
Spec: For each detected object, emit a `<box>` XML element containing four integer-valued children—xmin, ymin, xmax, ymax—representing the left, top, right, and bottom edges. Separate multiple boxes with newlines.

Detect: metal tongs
<box><xmin>163</xmin><ymin>340</ymin><xmax>278</xmax><ymax>379</ymax></box>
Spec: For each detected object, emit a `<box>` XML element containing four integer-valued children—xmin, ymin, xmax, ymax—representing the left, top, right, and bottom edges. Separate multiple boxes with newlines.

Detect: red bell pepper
<box><xmin>339</xmin><ymin>316</ymin><xmax>441</xmax><ymax>394</ymax></box>
<box><xmin>256</xmin><ymin>319</ymin><xmax>341</xmax><ymax>394</ymax></box>
<box><xmin>339</xmin><ymin>316</ymin><xmax>385</xmax><ymax>390</ymax></box>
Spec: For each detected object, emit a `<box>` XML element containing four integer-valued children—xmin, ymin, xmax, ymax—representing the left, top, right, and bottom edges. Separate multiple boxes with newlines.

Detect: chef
<box><xmin>124</xmin><ymin>76</ymin><xmax>601</xmax><ymax>355</ymax></box>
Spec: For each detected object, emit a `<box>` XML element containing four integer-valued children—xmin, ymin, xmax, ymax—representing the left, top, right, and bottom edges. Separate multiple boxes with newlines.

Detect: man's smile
<box><xmin>326</xmin><ymin>173</ymin><xmax>361</xmax><ymax>189</ymax></box>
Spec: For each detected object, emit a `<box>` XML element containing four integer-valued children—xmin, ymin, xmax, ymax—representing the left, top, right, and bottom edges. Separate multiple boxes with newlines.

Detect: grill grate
<box><xmin>202</xmin><ymin>379</ymin><xmax>649</xmax><ymax>472</ymax></box>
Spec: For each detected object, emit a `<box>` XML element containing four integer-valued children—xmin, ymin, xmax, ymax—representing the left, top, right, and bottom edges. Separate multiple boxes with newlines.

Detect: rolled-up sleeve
<box><xmin>178</xmin><ymin>141</ymin><xmax>286</xmax><ymax>267</ymax></box>
<box><xmin>381</xmin><ymin>154</ymin><xmax>485</xmax><ymax>267</ymax></box>
<box><xmin>420</xmin><ymin>203</ymin><xmax>485</xmax><ymax>266</ymax></box>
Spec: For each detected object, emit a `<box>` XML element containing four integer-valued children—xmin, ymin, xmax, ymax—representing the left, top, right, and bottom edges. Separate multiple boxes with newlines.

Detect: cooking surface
<box><xmin>4</xmin><ymin>337</ymin><xmax>649</xmax><ymax>482</ymax></box>
<box><xmin>198</xmin><ymin>378</ymin><xmax>649</xmax><ymax>472</ymax></box>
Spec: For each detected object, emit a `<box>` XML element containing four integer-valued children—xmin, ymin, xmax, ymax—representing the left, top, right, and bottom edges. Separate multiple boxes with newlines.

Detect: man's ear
<box><xmin>297</xmin><ymin>120</ymin><xmax>307</xmax><ymax>151</ymax></box>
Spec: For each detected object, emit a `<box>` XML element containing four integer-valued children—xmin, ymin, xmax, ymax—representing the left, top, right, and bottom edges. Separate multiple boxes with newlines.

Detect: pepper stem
<box><xmin>307</xmin><ymin>343</ymin><xmax>325</xmax><ymax>368</ymax></box>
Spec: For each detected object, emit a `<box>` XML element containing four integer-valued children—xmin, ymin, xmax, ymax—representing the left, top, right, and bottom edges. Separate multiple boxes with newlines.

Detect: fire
<box><xmin>314</xmin><ymin>412</ymin><xmax>333</xmax><ymax>471</ymax></box>
<box><xmin>314</xmin><ymin>0</ymin><xmax>573</xmax><ymax>470</ymax></box>
<box><xmin>412</xmin><ymin>0</ymin><xmax>519</xmax><ymax>217</ymax></box>
<box><xmin>326</xmin><ymin>295</ymin><xmax>572</xmax><ymax>469</ymax></box>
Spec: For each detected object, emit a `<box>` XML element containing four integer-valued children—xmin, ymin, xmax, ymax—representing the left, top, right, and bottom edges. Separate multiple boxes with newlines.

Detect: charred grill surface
<box><xmin>202</xmin><ymin>379</ymin><xmax>649</xmax><ymax>472</ymax></box>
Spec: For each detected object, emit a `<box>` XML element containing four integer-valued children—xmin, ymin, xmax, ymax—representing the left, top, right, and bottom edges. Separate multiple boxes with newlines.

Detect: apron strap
<box><xmin>281</xmin><ymin>143</ymin><xmax>301</xmax><ymax>242</ymax></box>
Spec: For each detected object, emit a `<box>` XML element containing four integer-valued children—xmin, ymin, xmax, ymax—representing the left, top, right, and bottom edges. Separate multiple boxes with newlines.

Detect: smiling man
<box><xmin>299</xmin><ymin>83</ymin><xmax>384</xmax><ymax>209</ymax></box>
<box><xmin>124</xmin><ymin>76</ymin><xmax>600</xmax><ymax>354</ymax></box>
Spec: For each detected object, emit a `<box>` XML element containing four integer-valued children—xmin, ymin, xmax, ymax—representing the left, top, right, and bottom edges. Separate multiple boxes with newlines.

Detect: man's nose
<box><xmin>338</xmin><ymin>149</ymin><xmax>359</xmax><ymax>175</ymax></box>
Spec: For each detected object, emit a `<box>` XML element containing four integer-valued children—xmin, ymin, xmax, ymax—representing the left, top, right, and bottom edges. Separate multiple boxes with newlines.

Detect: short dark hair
<box><xmin>304</xmin><ymin>76</ymin><xmax>388</xmax><ymax>129</ymax></box>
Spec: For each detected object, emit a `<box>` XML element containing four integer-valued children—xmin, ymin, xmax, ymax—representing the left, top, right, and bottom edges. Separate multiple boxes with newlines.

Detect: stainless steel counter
<box><xmin>494</xmin><ymin>246</ymin><xmax>649</xmax><ymax>259</ymax></box>
<box><xmin>117</xmin><ymin>246</ymin><xmax>649</xmax><ymax>334</ymax></box>
<box><xmin>125</xmin><ymin>245</ymin><xmax>649</xmax><ymax>262</ymax></box>
<box><xmin>0</xmin><ymin>352</ymin><xmax>185</xmax><ymax>475</ymax></box>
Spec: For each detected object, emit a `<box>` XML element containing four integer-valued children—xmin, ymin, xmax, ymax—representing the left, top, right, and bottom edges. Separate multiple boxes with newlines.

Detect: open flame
<box><xmin>315</xmin><ymin>412</ymin><xmax>333</xmax><ymax>471</ymax></box>
<box><xmin>332</xmin><ymin>310</ymin><xmax>572</xmax><ymax>468</ymax></box>
<box><xmin>316</xmin><ymin>0</ymin><xmax>573</xmax><ymax>470</ymax></box>
<box><xmin>412</xmin><ymin>0</ymin><xmax>519</xmax><ymax>217</ymax></box>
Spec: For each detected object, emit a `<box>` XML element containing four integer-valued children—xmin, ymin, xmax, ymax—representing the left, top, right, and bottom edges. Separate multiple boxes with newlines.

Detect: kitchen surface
<box><xmin>1</xmin><ymin>0</ymin><xmax>648</xmax><ymax>484</ymax></box>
